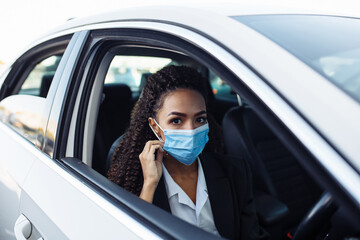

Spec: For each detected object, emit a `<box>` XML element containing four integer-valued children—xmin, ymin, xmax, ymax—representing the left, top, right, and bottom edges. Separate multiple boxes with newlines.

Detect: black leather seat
<box><xmin>102</xmin><ymin>73</ymin><xmax>152</xmax><ymax>174</ymax></box>
<box><xmin>93</xmin><ymin>83</ymin><xmax>133</xmax><ymax>176</ymax></box>
<box><xmin>222</xmin><ymin>105</ymin><xmax>322</xmax><ymax>231</ymax></box>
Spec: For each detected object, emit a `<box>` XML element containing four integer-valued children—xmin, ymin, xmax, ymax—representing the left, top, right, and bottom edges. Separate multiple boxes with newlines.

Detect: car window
<box><xmin>235</xmin><ymin>15</ymin><xmax>360</xmax><ymax>103</ymax></box>
<box><xmin>209</xmin><ymin>70</ymin><xmax>237</xmax><ymax>101</ymax></box>
<box><xmin>0</xmin><ymin>43</ymin><xmax>68</xmax><ymax>150</ymax></box>
<box><xmin>18</xmin><ymin>55</ymin><xmax>62</xmax><ymax>97</ymax></box>
<box><xmin>104</xmin><ymin>55</ymin><xmax>172</xmax><ymax>93</ymax></box>
<box><xmin>86</xmin><ymin>49</ymin><xmax>233</xmax><ymax>174</ymax></box>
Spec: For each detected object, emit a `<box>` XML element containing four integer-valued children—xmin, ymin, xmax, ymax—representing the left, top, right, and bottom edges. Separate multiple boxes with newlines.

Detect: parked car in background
<box><xmin>0</xmin><ymin>4</ymin><xmax>359</xmax><ymax>240</ymax></box>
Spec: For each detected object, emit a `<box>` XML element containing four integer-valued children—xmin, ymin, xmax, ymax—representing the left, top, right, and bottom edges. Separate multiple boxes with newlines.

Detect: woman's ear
<box><xmin>148</xmin><ymin>117</ymin><xmax>160</xmax><ymax>135</ymax></box>
<box><xmin>149</xmin><ymin>117</ymin><xmax>165</xmax><ymax>142</ymax></box>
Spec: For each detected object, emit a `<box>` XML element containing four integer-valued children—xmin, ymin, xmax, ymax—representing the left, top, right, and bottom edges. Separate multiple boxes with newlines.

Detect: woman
<box><xmin>108</xmin><ymin>65</ymin><xmax>268</xmax><ymax>240</ymax></box>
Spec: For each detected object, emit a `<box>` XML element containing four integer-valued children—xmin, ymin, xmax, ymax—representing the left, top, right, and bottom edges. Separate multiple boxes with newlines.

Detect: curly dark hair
<box><xmin>107</xmin><ymin>65</ymin><xmax>223</xmax><ymax>195</ymax></box>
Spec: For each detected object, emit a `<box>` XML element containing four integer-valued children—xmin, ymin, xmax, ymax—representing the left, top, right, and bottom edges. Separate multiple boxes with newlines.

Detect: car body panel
<box><xmin>10</xmin><ymin>30</ymin><xmax>162</xmax><ymax>239</ymax></box>
<box><xmin>42</xmin><ymin>31</ymin><xmax>89</xmax><ymax>158</ymax></box>
<box><xmin>0</xmin><ymin>120</ymin><xmax>38</xmax><ymax>239</ymax></box>
<box><xmin>0</xmin><ymin>32</ymin><xmax>77</xmax><ymax>239</ymax></box>
<box><xmin>20</xmin><ymin>153</ymin><xmax>156</xmax><ymax>239</ymax></box>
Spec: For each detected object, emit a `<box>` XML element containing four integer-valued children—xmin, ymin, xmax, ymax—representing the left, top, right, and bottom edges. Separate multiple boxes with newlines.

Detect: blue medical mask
<box><xmin>149</xmin><ymin>119</ymin><xmax>209</xmax><ymax>165</ymax></box>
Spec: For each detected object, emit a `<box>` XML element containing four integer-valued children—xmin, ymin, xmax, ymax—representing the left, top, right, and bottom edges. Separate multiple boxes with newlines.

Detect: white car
<box><xmin>0</xmin><ymin>5</ymin><xmax>359</xmax><ymax>240</ymax></box>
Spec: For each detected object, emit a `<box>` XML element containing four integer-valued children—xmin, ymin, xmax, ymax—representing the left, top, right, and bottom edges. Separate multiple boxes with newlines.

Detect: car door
<box><xmin>9</xmin><ymin>32</ymin><xmax>149</xmax><ymax>240</ymax></box>
<box><xmin>0</xmin><ymin>34</ymin><xmax>72</xmax><ymax>239</ymax></box>
<box><xmin>13</xmin><ymin>29</ymin><xmax>219</xmax><ymax>239</ymax></box>
<box><xmin>65</xmin><ymin>18</ymin><xmax>360</xmax><ymax>235</ymax></box>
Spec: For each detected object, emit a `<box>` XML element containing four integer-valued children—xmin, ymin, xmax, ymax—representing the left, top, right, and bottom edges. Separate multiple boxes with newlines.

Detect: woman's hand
<box><xmin>139</xmin><ymin>140</ymin><xmax>164</xmax><ymax>203</ymax></box>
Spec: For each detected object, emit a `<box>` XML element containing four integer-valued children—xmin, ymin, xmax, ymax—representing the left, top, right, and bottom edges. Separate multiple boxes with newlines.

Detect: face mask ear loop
<box><xmin>149</xmin><ymin>118</ymin><xmax>164</xmax><ymax>142</ymax></box>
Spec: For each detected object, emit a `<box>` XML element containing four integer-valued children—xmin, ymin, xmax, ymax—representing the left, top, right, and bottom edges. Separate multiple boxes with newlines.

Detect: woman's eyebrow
<box><xmin>168</xmin><ymin>111</ymin><xmax>186</xmax><ymax>117</ymax></box>
<box><xmin>195</xmin><ymin>110</ymin><xmax>207</xmax><ymax>116</ymax></box>
<box><xmin>167</xmin><ymin>110</ymin><xmax>207</xmax><ymax>117</ymax></box>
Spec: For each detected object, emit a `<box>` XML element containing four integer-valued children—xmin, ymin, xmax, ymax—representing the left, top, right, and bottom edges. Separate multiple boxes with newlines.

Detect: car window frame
<box><xmin>0</xmin><ymin>35</ymin><xmax>73</xmax><ymax>152</ymax></box>
<box><xmin>18</xmin><ymin>54</ymin><xmax>63</xmax><ymax>97</ymax></box>
<box><xmin>0</xmin><ymin>35</ymin><xmax>72</xmax><ymax>100</ymax></box>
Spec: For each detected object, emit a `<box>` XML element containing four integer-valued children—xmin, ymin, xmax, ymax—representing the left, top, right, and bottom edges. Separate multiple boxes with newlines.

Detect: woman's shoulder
<box><xmin>200</xmin><ymin>151</ymin><xmax>251</xmax><ymax>179</ymax></box>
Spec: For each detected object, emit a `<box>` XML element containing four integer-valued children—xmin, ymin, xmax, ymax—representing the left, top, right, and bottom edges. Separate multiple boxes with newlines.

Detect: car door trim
<box><xmin>60</xmin><ymin>157</ymin><xmax>220</xmax><ymax>239</ymax></box>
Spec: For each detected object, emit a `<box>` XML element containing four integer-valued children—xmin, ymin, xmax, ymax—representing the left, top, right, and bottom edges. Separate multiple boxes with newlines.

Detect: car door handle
<box><xmin>14</xmin><ymin>214</ymin><xmax>44</xmax><ymax>240</ymax></box>
<box><xmin>14</xmin><ymin>214</ymin><xmax>31</xmax><ymax>240</ymax></box>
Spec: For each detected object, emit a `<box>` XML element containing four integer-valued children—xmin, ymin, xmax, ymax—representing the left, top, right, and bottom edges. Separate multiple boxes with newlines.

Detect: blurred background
<box><xmin>1</xmin><ymin>0</ymin><xmax>360</xmax><ymax>74</ymax></box>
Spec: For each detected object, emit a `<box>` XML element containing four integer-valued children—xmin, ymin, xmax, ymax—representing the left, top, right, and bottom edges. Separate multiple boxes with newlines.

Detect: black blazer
<box><xmin>153</xmin><ymin>152</ymin><xmax>269</xmax><ymax>240</ymax></box>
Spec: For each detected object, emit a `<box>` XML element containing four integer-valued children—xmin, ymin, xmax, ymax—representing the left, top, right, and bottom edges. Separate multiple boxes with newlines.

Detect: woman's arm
<box><xmin>140</xmin><ymin>180</ymin><xmax>159</xmax><ymax>203</ymax></box>
<box><xmin>138</xmin><ymin>140</ymin><xmax>164</xmax><ymax>203</ymax></box>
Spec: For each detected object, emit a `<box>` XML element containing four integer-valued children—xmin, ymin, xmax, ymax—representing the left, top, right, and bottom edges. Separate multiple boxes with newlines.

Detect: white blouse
<box><xmin>162</xmin><ymin>158</ymin><xmax>220</xmax><ymax>236</ymax></box>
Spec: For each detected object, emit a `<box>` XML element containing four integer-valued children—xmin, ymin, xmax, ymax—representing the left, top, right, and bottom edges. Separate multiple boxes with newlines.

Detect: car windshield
<box><xmin>234</xmin><ymin>15</ymin><xmax>360</xmax><ymax>103</ymax></box>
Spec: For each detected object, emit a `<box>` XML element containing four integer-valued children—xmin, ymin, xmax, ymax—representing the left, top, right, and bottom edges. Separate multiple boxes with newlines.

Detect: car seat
<box><xmin>93</xmin><ymin>83</ymin><xmax>133</xmax><ymax>176</ymax></box>
<box><xmin>222</xmin><ymin>101</ymin><xmax>322</xmax><ymax>232</ymax></box>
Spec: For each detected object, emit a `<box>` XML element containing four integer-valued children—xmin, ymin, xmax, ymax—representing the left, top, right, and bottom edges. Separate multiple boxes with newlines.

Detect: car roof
<box><xmin>41</xmin><ymin>4</ymin><xmax>356</xmax><ymax>38</ymax></box>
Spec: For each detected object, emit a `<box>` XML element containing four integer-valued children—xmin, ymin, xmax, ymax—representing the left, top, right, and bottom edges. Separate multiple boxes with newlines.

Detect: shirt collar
<box><xmin>197</xmin><ymin>158</ymin><xmax>208</xmax><ymax>194</ymax></box>
<box><xmin>162</xmin><ymin>158</ymin><xmax>208</xmax><ymax>208</ymax></box>
<box><xmin>162</xmin><ymin>161</ymin><xmax>181</xmax><ymax>198</ymax></box>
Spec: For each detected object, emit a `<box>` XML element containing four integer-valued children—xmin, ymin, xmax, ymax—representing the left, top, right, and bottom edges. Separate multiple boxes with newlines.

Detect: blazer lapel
<box><xmin>201</xmin><ymin>152</ymin><xmax>235</xmax><ymax>240</ymax></box>
<box><xmin>153</xmin><ymin>153</ymin><xmax>236</xmax><ymax>239</ymax></box>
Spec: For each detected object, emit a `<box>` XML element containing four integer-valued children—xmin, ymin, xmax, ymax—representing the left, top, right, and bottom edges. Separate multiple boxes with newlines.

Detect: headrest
<box><xmin>242</xmin><ymin>108</ymin><xmax>275</xmax><ymax>143</ymax></box>
<box><xmin>103</xmin><ymin>83</ymin><xmax>132</xmax><ymax>100</ymax></box>
<box><xmin>224</xmin><ymin>106</ymin><xmax>275</xmax><ymax>143</ymax></box>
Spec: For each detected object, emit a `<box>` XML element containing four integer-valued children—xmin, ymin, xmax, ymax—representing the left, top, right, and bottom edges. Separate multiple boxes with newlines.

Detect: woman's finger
<box><xmin>149</xmin><ymin>144</ymin><xmax>162</xmax><ymax>156</ymax></box>
<box><xmin>156</xmin><ymin>146</ymin><xmax>164</xmax><ymax>162</ymax></box>
<box><xmin>140</xmin><ymin>144</ymin><xmax>161</xmax><ymax>161</ymax></box>
<box><xmin>144</xmin><ymin>140</ymin><xmax>163</xmax><ymax>152</ymax></box>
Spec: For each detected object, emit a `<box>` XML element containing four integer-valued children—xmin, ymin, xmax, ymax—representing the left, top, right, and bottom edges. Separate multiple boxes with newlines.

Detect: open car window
<box><xmin>104</xmin><ymin>55</ymin><xmax>172</xmax><ymax>93</ymax></box>
<box><xmin>91</xmin><ymin>48</ymin><xmax>227</xmax><ymax>176</ymax></box>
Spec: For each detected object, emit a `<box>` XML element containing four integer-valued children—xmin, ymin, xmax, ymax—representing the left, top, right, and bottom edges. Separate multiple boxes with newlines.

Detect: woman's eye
<box><xmin>197</xmin><ymin>117</ymin><xmax>207</xmax><ymax>123</ymax></box>
<box><xmin>170</xmin><ymin>118</ymin><xmax>182</xmax><ymax>124</ymax></box>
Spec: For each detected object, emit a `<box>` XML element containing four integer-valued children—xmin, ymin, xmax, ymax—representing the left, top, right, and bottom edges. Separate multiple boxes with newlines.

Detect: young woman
<box><xmin>108</xmin><ymin>65</ymin><xmax>268</xmax><ymax>240</ymax></box>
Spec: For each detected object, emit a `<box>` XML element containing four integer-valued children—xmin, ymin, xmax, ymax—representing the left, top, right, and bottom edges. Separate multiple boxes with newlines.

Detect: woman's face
<box><xmin>149</xmin><ymin>88</ymin><xmax>207</xmax><ymax>140</ymax></box>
